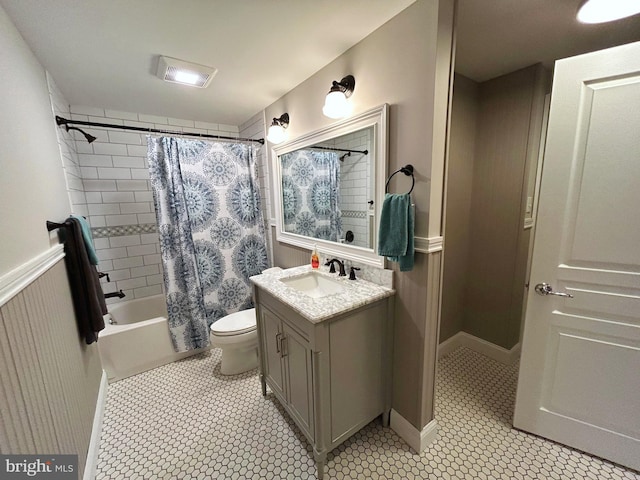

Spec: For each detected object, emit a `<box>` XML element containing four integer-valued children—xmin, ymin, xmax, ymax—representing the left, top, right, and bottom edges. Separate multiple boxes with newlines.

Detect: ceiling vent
<box><xmin>156</xmin><ymin>56</ymin><xmax>217</xmax><ymax>88</ymax></box>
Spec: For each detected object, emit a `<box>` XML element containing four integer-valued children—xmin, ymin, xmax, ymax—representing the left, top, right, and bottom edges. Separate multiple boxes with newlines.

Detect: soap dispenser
<box><xmin>311</xmin><ymin>245</ymin><xmax>320</xmax><ymax>269</ymax></box>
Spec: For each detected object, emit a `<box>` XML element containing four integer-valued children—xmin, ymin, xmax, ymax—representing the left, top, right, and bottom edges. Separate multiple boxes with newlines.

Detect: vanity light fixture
<box><xmin>322</xmin><ymin>75</ymin><xmax>355</xmax><ymax>119</ymax></box>
<box><xmin>267</xmin><ymin>113</ymin><xmax>290</xmax><ymax>144</ymax></box>
<box><xmin>577</xmin><ymin>0</ymin><xmax>640</xmax><ymax>23</ymax></box>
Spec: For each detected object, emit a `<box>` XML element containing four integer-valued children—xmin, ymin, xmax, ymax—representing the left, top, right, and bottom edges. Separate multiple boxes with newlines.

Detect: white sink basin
<box><xmin>280</xmin><ymin>272</ymin><xmax>344</xmax><ymax>298</ymax></box>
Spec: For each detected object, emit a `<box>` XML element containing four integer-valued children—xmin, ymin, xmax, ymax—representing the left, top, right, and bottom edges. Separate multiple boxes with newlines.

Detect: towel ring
<box><xmin>385</xmin><ymin>164</ymin><xmax>415</xmax><ymax>194</ymax></box>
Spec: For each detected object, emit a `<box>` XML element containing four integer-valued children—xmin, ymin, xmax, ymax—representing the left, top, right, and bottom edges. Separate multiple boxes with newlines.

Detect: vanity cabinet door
<box><xmin>260</xmin><ymin>307</ymin><xmax>286</xmax><ymax>400</ymax></box>
<box><xmin>282</xmin><ymin>323</ymin><xmax>314</xmax><ymax>439</ymax></box>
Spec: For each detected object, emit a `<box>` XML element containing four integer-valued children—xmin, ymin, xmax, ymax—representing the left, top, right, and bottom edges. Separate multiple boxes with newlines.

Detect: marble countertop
<box><xmin>250</xmin><ymin>265</ymin><xmax>395</xmax><ymax>324</ymax></box>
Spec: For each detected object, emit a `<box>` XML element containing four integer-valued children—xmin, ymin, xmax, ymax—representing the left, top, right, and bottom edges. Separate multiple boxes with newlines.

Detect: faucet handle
<box><xmin>325</xmin><ymin>259</ymin><xmax>336</xmax><ymax>273</ymax></box>
<box><xmin>338</xmin><ymin>262</ymin><xmax>346</xmax><ymax>276</ymax></box>
<box><xmin>349</xmin><ymin>267</ymin><xmax>361</xmax><ymax>280</ymax></box>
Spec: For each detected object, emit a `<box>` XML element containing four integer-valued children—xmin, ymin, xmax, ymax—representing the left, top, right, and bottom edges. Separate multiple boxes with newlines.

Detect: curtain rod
<box><xmin>55</xmin><ymin>116</ymin><xmax>265</xmax><ymax>145</ymax></box>
<box><xmin>307</xmin><ymin>145</ymin><xmax>368</xmax><ymax>155</ymax></box>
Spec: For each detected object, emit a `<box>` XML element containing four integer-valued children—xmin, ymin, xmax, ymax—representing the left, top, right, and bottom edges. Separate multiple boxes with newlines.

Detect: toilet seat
<box><xmin>210</xmin><ymin>308</ymin><xmax>256</xmax><ymax>337</ymax></box>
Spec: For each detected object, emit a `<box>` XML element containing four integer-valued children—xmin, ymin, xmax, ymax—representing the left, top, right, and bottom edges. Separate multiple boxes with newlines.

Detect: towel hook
<box><xmin>385</xmin><ymin>164</ymin><xmax>415</xmax><ymax>194</ymax></box>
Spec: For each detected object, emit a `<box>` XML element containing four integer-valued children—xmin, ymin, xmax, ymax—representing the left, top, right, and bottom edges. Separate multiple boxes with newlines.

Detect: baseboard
<box><xmin>438</xmin><ymin>331</ymin><xmax>521</xmax><ymax>364</ymax></box>
<box><xmin>390</xmin><ymin>409</ymin><xmax>438</xmax><ymax>453</ymax></box>
<box><xmin>83</xmin><ymin>370</ymin><xmax>108</xmax><ymax>480</ymax></box>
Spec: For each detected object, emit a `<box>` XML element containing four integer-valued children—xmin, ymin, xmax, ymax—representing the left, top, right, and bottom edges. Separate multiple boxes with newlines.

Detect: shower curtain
<box><xmin>148</xmin><ymin>137</ymin><xmax>268</xmax><ymax>352</ymax></box>
<box><xmin>280</xmin><ymin>149</ymin><xmax>342</xmax><ymax>242</ymax></box>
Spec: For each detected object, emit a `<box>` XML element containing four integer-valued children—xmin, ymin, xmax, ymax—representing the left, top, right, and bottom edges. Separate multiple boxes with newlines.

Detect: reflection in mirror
<box><xmin>280</xmin><ymin>127</ymin><xmax>373</xmax><ymax>248</ymax></box>
<box><xmin>272</xmin><ymin>104</ymin><xmax>388</xmax><ymax>267</ymax></box>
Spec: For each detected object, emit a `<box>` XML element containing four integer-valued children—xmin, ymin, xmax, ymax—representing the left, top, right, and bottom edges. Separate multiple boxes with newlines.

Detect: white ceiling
<box><xmin>3</xmin><ymin>0</ymin><xmax>640</xmax><ymax>126</ymax></box>
<box><xmin>456</xmin><ymin>0</ymin><xmax>640</xmax><ymax>82</ymax></box>
<box><xmin>0</xmin><ymin>0</ymin><xmax>415</xmax><ymax>126</ymax></box>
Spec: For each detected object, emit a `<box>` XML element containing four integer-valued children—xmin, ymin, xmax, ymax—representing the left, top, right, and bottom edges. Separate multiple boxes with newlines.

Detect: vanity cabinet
<box><xmin>253</xmin><ymin>284</ymin><xmax>394</xmax><ymax>480</ymax></box>
<box><xmin>260</xmin><ymin>305</ymin><xmax>315</xmax><ymax>439</ymax></box>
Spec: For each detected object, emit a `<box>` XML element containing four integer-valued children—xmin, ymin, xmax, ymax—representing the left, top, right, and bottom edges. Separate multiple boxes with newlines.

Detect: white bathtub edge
<box><xmin>102</xmin><ymin>316</ymin><xmax>167</xmax><ymax>335</ymax></box>
<box><xmin>106</xmin><ymin>346</ymin><xmax>211</xmax><ymax>383</ymax></box>
<box><xmin>83</xmin><ymin>370</ymin><xmax>108</xmax><ymax>480</ymax></box>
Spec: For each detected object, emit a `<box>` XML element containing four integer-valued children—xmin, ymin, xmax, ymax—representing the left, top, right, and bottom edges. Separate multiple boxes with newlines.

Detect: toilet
<box><xmin>210</xmin><ymin>267</ymin><xmax>282</xmax><ymax>375</ymax></box>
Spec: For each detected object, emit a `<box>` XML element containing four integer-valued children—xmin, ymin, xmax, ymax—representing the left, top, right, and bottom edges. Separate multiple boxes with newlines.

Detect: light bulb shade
<box><xmin>577</xmin><ymin>0</ymin><xmax>640</xmax><ymax>23</ymax></box>
<box><xmin>323</xmin><ymin>90</ymin><xmax>350</xmax><ymax>119</ymax></box>
<box><xmin>267</xmin><ymin>113</ymin><xmax>289</xmax><ymax>144</ymax></box>
<box><xmin>267</xmin><ymin>124</ymin><xmax>286</xmax><ymax>144</ymax></box>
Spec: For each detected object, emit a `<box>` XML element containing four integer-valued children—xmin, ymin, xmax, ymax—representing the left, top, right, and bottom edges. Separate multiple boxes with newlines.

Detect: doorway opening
<box><xmin>434</xmin><ymin>0</ymin><xmax>640</xmax><ymax>472</ymax></box>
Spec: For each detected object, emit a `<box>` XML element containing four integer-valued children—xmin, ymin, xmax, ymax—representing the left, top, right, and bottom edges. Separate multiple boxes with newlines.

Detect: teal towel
<box><xmin>71</xmin><ymin>215</ymin><xmax>99</xmax><ymax>265</ymax></box>
<box><xmin>377</xmin><ymin>193</ymin><xmax>414</xmax><ymax>271</ymax></box>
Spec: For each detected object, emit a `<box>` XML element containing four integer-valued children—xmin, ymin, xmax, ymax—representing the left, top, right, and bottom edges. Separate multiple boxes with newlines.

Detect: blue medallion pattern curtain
<box><xmin>148</xmin><ymin>137</ymin><xmax>268</xmax><ymax>352</ymax></box>
<box><xmin>280</xmin><ymin>150</ymin><xmax>342</xmax><ymax>242</ymax></box>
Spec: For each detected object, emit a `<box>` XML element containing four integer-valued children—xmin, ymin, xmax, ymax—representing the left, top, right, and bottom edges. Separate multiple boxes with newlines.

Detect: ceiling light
<box><xmin>577</xmin><ymin>0</ymin><xmax>640</xmax><ymax>23</ymax></box>
<box><xmin>174</xmin><ymin>71</ymin><xmax>199</xmax><ymax>85</ymax></box>
<box><xmin>156</xmin><ymin>56</ymin><xmax>217</xmax><ymax>88</ymax></box>
<box><xmin>323</xmin><ymin>75</ymin><xmax>355</xmax><ymax>119</ymax></box>
<box><xmin>267</xmin><ymin>113</ymin><xmax>290</xmax><ymax>144</ymax></box>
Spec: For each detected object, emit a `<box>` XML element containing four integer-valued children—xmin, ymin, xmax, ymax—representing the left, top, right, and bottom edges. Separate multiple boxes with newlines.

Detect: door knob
<box><xmin>534</xmin><ymin>283</ymin><xmax>574</xmax><ymax>298</ymax></box>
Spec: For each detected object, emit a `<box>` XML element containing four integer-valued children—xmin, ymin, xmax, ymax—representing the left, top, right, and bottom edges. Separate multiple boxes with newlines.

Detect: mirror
<box><xmin>272</xmin><ymin>104</ymin><xmax>388</xmax><ymax>267</ymax></box>
<box><xmin>280</xmin><ymin>127</ymin><xmax>373</xmax><ymax>247</ymax></box>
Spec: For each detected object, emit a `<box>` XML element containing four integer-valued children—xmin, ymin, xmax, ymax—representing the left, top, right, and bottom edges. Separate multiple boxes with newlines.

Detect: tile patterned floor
<box><xmin>96</xmin><ymin>347</ymin><xmax>640</xmax><ymax>479</ymax></box>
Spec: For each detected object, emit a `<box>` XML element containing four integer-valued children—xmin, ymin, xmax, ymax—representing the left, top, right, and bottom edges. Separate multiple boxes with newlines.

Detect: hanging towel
<box><xmin>61</xmin><ymin>217</ymin><xmax>107</xmax><ymax>344</ymax></box>
<box><xmin>70</xmin><ymin>214</ymin><xmax>99</xmax><ymax>265</ymax></box>
<box><xmin>377</xmin><ymin>193</ymin><xmax>414</xmax><ymax>272</ymax></box>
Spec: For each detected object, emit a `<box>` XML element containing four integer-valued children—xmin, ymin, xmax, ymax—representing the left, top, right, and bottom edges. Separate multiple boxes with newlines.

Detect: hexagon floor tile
<box><xmin>96</xmin><ymin>347</ymin><xmax>640</xmax><ymax>479</ymax></box>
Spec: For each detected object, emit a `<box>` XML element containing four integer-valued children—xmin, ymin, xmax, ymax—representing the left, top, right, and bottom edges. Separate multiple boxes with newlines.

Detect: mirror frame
<box><xmin>271</xmin><ymin>103</ymin><xmax>388</xmax><ymax>267</ymax></box>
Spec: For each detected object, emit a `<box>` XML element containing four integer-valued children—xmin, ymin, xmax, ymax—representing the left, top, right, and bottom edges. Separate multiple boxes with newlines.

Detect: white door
<box><xmin>514</xmin><ymin>41</ymin><xmax>640</xmax><ymax>471</ymax></box>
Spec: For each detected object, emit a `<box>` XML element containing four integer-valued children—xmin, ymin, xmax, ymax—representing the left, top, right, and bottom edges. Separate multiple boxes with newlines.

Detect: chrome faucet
<box><xmin>325</xmin><ymin>258</ymin><xmax>346</xmax><ymax>276</ymax></box>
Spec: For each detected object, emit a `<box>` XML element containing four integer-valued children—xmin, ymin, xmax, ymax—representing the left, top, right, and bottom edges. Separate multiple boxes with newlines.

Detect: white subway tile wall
<box><xmin>63</xmin><ymin>105</ymin><xmax>262</xmax><ymax>304</ymax></box>
<box><xmin>47</xmin><ymin>73</ymin><xmax>86</xmax><ymax>217</ymax></box>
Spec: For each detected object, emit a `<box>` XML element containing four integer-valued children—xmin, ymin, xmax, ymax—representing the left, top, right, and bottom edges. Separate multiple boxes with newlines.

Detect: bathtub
<box><xmin>99</xmin><ymin>294</ymin><xmax>208</xmax><ymax>382</ymax></box>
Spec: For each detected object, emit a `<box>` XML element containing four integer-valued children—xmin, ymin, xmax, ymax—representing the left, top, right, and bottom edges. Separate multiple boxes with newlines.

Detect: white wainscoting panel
<box><xmin>0</xmin><ymin>257</ymin><xmax>103</xmax><ymax>478</ymax></box>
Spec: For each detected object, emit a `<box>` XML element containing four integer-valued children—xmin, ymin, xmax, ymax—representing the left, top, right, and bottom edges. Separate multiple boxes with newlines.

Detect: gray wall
<box><xmin>0</xmin><ymin>6</ymin><xmax>102</xmax><ymax>474</ymax></box>
<box><xmin>440</xmin><ymin>74</ymin><xmax>478</xmax><ymax>342</ymax></box>
<box><xmin>440</xmin><ymin>65</ymin><xmax>548</xmax><ymax>350</ymax></box>
<box><xmin>264</xmin><ymin>0</ymin><xmax>455</xmax><ymax>430</ymax></box>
